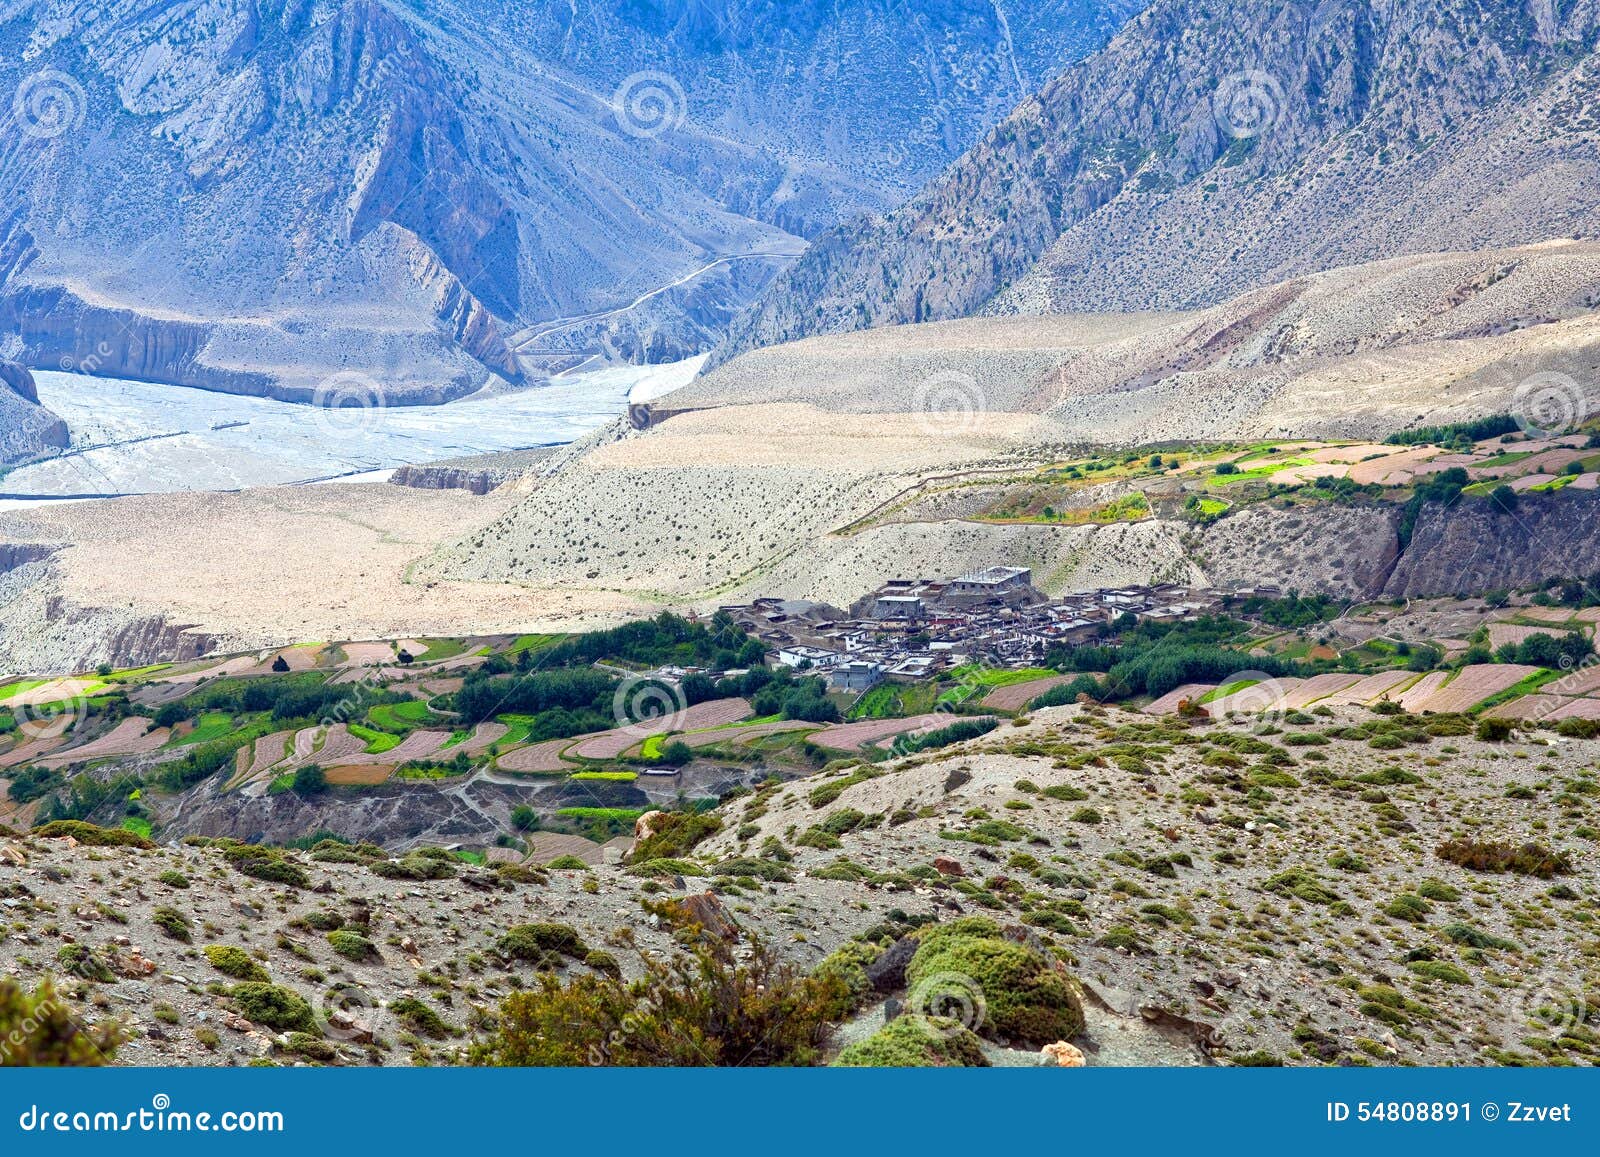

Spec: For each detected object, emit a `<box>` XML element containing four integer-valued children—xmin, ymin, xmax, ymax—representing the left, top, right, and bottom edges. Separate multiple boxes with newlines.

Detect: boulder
<box><xmin>932</xmin><ymin>856</ymin><xmax>964</xmax><ymax>878</ymax></box>
<box><xmin>1039</xmin><ymin>1041</ymin><xmax>1087</xmax><ymax>1067</ymax></box>
<box><xmin>865</xmin><ymin>935</ymin><xmax>919</xmax><ymax>993</ymax></box>
<box><xmin>678</xmin><ymin>891</ymin><xmax>737</xmax><ymax>941</ymax></box>
<box><xmin>634</xmin><ymin>810</ymin><xmax>669</xmax><ymax>842</ymax></box>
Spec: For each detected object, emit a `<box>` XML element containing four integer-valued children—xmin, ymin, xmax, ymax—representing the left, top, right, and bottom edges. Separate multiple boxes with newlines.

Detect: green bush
<box><xmin>222</xmin><ymin>843</ymin><xmax>310</xmax><ymax>887</ymax></box>
<box><xmin>151</xmin><ymin>905</ymin><xmax>191</xmax><ymax>942</ymax></box>
<box><xmin>31</xmin><ymin>820</ymin><xmax>153</xmax><ymax>849</ymax></box>
<box><xmin>1475</xmin><ymin>717</ymin><xmax>1514</xmax><ymax>743</ymax></box>
<box><xmin>631</xmin><ymin>811</ymin><xmax>722</xmax><ymax>862</ymax></box>
<box><xmin>229</xmin><ymin>983</ymin><xmax>316</xmax><ymax>1033</ymax></box>
<box><xmin>326</xmin><ymin>930</ymin><xmax>378</xmax><ymax>962</ymax></box>
<box><xmin>204</xmin><ymin>945</ymin><xmax>269</xmax><ymax>982</ymax></box>
<box><xmin>1384</xmin><ymin>893</ymin><xmax>1432</xmax><ymax>923</ymax></box>
<box><xmin>1436</xmin><ymin>838</ymin><xmax>1570</xmax><ymax>878</ymax></box>
<box><xmin>0</xmin><ymin>978</ymin><xmax>124</xmax><ymax>1065</ymax></box>
<box><xmin>389</xmin><ymin>996</ymin><xmax>455</xmax><ymax>1039</ymax></box>
<box><xmin>477</xmin><ymin>936</ymin><xmax>844</xmax><ymax>1066</ymax></box>
<box><xmin>906</xmin><ymin>918</ymin><xmax>1083</xmax><ymax>1045</ymax></box>
<box><xmin>832</xmin><ymin>1015</ymin><xmax>988</xmax><ymax>1067</ymax></box>
<box><xmin>498</xmin><ymin>923</ymin><xmax>589</xmax><ymax>965</ymax></box>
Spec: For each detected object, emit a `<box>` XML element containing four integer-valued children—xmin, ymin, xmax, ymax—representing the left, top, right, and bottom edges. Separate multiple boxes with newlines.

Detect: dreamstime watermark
<box><xmin>905</xmin><ymin>969</ymin><xmax>987</xmax><ymax>1037</ymax></box>
<box><xmin>315</xmin><ymin>980</ymin><xmax>390</xmax><ymax>1045</ymax></box>
<box><xmin>310</xmin><ymin>371</ymin><xmax>388</xmax><ymax>441</ymax></box>
<box><xmin>12</xmin><ymin>687</ymin><xmax>88</xmax><ymax>742</ymax></box>
<box><xmin>1210</xmin><ymin>671</ymin><xmax>1287</xmax><ymax>730</ymax></box>
<box><xmin>612</xmin><ymin>675</ymin><xmax>688</xmax><ymax>736</ymax></box>
<box><xmin>913</xmin><ymin>370</ymin><xmax>987</xmax><ymax>436</ymax></box>
<box><xmin>611</xmin><ymin>71</ymin><xmax>687</xmax><ymax>139</ymax></box>
<box><xmin>1507</xmin><ymin>971</ymin><xmax>1590</xmax><ymax>1041</ymax></box>
<box><xmin>13</xmin><ymin>69</ymin><xmax>87</xmax><ymax>140</ymax></box>
<box><xmin>1211</xmin><ymin>69</ymin><xmax>1286</xmax><ymax>139</ymax></box>
<box><xmin>1512</xmin><ymin>371</ymin><xmax>1588</xmax><ymax>439</ymax></box>
<box><xmin>16</xmin><ymin>1094</ymin><xmax>283</xmax><ymax>1133</ymax></box>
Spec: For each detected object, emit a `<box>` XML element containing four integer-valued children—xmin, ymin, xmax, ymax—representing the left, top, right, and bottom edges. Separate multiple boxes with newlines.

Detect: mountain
<box><xmin>712</xmin><ymin>0</ymin><xmax>1600</xmax><ymax>366</ymax></box>
<box><xmin>0</xmin><ymin>0</ymin><xmax>1143</xmax><ymax>405</ymax></box>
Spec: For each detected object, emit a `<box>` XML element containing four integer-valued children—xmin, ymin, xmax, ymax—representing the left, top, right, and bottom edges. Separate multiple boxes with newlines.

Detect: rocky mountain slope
<box><xmin>713</xmin><ymin>0</ymin><xmax>1600</xmax><ymax>364</ymax></box>
<box><xmin>0</xmin><ymin>0</ymin><xmax>1140</xmax><ymax>404</ymax></box>
<box><xmin>2</xmin><ymin>703</ymin><xmax>1594</xmax><ymax>1068</ymax></box>
<box><xmin>0</xmin><ymin>361</ymin><xmax>68</xmax><ymax>466</ymax></box>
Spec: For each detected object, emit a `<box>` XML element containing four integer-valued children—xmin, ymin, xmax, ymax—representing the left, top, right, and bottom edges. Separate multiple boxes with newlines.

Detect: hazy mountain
<box><xmin>712</xmin><ymin>0</ymin><xmax>1600</xmax><ymax>366</ymax></box>
<box><xmin>0</xmin><ymin>0</ymin><xmax>1142</xmax><ymax>405</ymax></box>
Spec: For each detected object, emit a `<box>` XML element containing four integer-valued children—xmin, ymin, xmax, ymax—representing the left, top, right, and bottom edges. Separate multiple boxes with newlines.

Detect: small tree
<box><xmin>0</xmin><ymin>978</ymin><xmax>124</xmax><ymax>1066</ymax></box>
<box><xmin>292</xmin><ymin>764</ymin><xmax>328</xmax><ymax>795</ymax></box>
<box><xmin>271</xmin><ymin>655</ymin><xmax>290</xmax><ymax>673</ymax></box>
<box><xmin>660</xmin><ymin>740</ymin><xmax>694</xmax><ymax>768</ymax></box>
<box><xmin>510</xmin><ymin>804</ymin><xmax>538</xmax><ymax>831</ymax></box>
<box><xmin>1490</xmin><ymin>484</ymin><xmax>1519</xmax><ymax>514</ymax></box>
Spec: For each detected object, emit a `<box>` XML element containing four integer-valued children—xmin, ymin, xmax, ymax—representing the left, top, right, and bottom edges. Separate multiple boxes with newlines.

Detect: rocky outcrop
<box><xmin>0</xmin><ymin>360</ymin><xmax>69</xmax><ymax>466</ymax></box>
<box><xmin>1198</xmin><ymin>504</ymin><xmax>1403</xmax><ymax>599</ymax></box>
<box><xmin>1385</xmin><ymin>489</ymin><xmax>1600</xmax><ymax>598</ymax></box>
<box><xmin>388</xmin><ymin>448</ymin><xmax>555</xmax><ymax>495</ymax></box>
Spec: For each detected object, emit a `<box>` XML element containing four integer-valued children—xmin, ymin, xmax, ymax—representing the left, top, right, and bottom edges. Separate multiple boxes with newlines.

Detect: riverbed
<box><xmin>2</xmin><ymin>357</ymin><xmax>704</xmax><ymax>499</ymax></box>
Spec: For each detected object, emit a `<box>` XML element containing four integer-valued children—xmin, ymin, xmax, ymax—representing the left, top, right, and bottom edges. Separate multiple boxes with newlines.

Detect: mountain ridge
<box><xmin>710</xmin><ymin>0</ymin><xmax>1600</xmax><ymax>367</ymax></box>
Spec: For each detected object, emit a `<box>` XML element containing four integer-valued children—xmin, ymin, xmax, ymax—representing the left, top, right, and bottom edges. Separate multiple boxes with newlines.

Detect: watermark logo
<box><xmin>1512</xmin><ymin>371</ymin><xmax>1587</xmax><ymax>439</ymax></box>
<box><xmin>1212</xmin><ymin>70</ymin><xmax>1286</xmax><ymax>140</ymax></box>
<box><xmin>14</xmin><ymin>688</ymin><xmax>87</xmax><ymax>742</ymax></box>
<box><xmin>913</xmin><ymin>370</ymin><xmax>987</xmax><ymax>437</ymax></box>
<box><xmin>906</xmin><ymin>970</ymin><xmax>987</xmax><ymax>1037</ymax></box>
<box><xmin>612</xmin><ymin>676</ymin><xmax>688</xmax><ymax>736</ymax></box>
<box><xmin>13</xmin><ymin>69</ymin><xmax>87</xmax><ymax>140</ymax></box>
<box><xmin>310</xmin><ymin>371</ymin><xmax>387</xmax><ymax>441</ymax></box>
<box><xmin>1210</xmin><ymin>671</ymin><xmax>1286</xmax><ymax>729</ymax></box>
<box><xmin>1510</xmin><ymin>971</ymin><xmax>1589</xmax><ymax>1040</ymax></box>
<box><xmin>612</xmin><ymin>71</ymin><xmax>687</xmax><ymax>139</ymax></box>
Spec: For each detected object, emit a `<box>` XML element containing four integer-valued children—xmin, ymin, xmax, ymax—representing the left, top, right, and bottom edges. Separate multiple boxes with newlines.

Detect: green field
<box><xmin>169</xmin><ymin>710</ymin><xmax>235</xmax><ymax>747</ymax></box>
<box><xmin>348</xmin><ymin>722</ymin><xmax>401</xmax><ymax>754</ymax></box>
<box><xmin>367</xmin><ymin>700</ymin><xmax>437</xmax><ymax>732</ymax></box>
<box><xmin>848</xmin><ymin>681</ymin><xmax>942</xmax><ymax>720</ymax></box>
<box><xmin>571</xmin><ymin>770</ymin><xmax>639</xmax><ymax>782</ymax></box>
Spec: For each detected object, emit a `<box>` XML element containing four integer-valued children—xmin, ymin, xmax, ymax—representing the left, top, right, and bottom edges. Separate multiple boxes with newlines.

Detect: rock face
<box><xmin>0</xmin><ymin>359</ymin><xmax>69</xmax><ymax>466</ymax></box>
<box><xmin>0</xmin><ymin>0</ymin><xmax>1139</xmax><ymax>397</ymax></box>
<box><xmin>388</xmin><ymin>449</ymin><xmax>554</xmax><ymax>495</ymax></box>
<box><xmin>1386</xmin><ymin>488</ymin><xmax>1600</xmax><ymax>598</ymax></box>
<box><xmin>714</xmin><ymin>0</ymin><xmax>1600</xmax><ymax>364</ymax></box>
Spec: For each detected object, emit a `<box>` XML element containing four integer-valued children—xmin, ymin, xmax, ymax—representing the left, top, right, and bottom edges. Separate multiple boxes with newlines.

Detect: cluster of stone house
<box><xmin>716</xmin><ymin>568</ymin><xmax>1253</xmax><ymax>693</ymax></box>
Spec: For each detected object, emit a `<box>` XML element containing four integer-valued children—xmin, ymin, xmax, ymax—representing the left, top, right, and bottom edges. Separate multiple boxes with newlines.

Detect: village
<box><xmin>714</xmin><ymin>567</ymin><xmax>1277</xmax><ymax>693</ymax></box>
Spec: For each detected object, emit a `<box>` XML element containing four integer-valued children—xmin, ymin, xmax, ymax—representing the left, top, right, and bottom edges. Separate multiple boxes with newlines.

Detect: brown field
<box><xmin>37</xmin><ymin>718</ymin><xmax>169</xmax><ymax>766</ymax></box>
<box><xmin>323</xmin><ymin>764</ymin><xmax>395</xmax><ymax>785</ymax></box>
<box><xmin>1142</xmin><ymin>684</ymin><xmax>1214</xmax><ymax>715</ymax></box>
<box><xmin>982</xmin><ymin>674</ymin><xmax>1075</xmax><ymax>712</ymax></box>
<box><xmin>810</xmin><ymin>712</ymin><xmax>965</xmax><ymax>751</ymax></box>
<box><xmin>567</xmin><ymin>697</ymin><xmax>753</xmax><ymax>760</ymax></box>
<box><xmin>496</xmin><ymin>738</ymin><xmax>574</xmax><ymax>773</ymax></box>
<box><xmin>1406</xmin><ymin>664</ymin><xmax>1539</xmax><ymax>714</ymax></box>
<box><xmin>1323</xmin><ymin>670</ymin><xmax>1419</xmax><ymax>706</ymax></box>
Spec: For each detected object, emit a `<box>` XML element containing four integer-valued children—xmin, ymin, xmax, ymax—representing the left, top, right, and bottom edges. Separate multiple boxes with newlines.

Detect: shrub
<box><xmin>292</xmin><ymin>765</ymin><xmax>328</xmax><ymax>795</ymax></box>
<box><xmin>1384</xmin><ymin>893</ymin><xmax>1432</xmax><ymax>923</ymax></box>
<box><xmin>476</xmin><ymin>937</ymin><xmax>845</xmax><ymax>1066</ymax></box>
<box><xmin>1436</xmin><ymin>839</ymin><xmax>1571</xmax><ymax>878</ymax></box>
<box><xmin>544</xmin><ymin>855</ymin><xmax>589</xmax><ymax>870</ymax></box>
<box><xmin>229</xmin><ymin>983</ymin><xmax>316</xmax><ymax>1033</ymax></box>
<box><xmin>1475</xmin><ymin>718</ymin><xmax>1514</xmax><ymax>743</ymax></box>
<box><xmin>906</xmin><ymin>918</ymin><xmax>1084</xmax><ymax>1045</ymax></box>
<box><xmin>832</xmin><ymin>1015</ymin><xmax>988</xmax><ymax>1067</ymax></box>
<box><xmin>631</xmin><ymin>811</ymin><xmax>722</xmax><ymax>862</ymax></box>
<box><xmin>157</xmin><ymin>870</ymin><xmax>190</xmax><ymax>888</ymax></box>
<box><xmin>326</xmin><ymin>930</ymin><xmax>378</xmax><ymax>962</ymax></box>
<box><xmin>0</xmin><ymin>978</ymin><xmax>124</xmax><ymax>1065</ymax></box>
<box><xmin>1264</xmin><ymin>868</ymin><xmax>1339</xmax><ymax>905</ymax></box>
<box><xmin>370</xmin><ymin>853</ymin><xmax>455</xmax><ymax>880</ymax></box>
<box><xmin>204</xmin><ymin>945</ymin><xmax>268</xmax><ymax>982</ymax></box>
<box><xmin>497</xmin><ymin>923</ymin><xmax>589</xmax><ymax>966</ymax></box>
<box><xmin>1409</xmin><ymin>960</ymin><xmax>1471</xmax><ymax>985</ymax></box>
<box><xmin>31</xmin><ymin>820</ymin><xmax>153</xmax><ymax>849</ymax></box>
<box><xmin>151</xmin><ymin>906</ymin><xmax>192</xmax><ymax>942</ymax></box>
<box><xmin>1416</xmin><ymin>878</ymin><xmax>1461</xmax><ymax>903</ymax></box>
<box><xmin>1041</xmin><ymin>784</ymin><xmax>1090</xmax><ymax>802</ymax></box>
<box><xmin>389</xmin><ymin>996</ymin><xmax>455</xmax><ymax>1039</ymax></box>
<box><xmin>56</xmin><ymin>943</ymin><xmax>114</xmax><ymax>983</ymax></box>
<box><xmin>222</xmin><ymin>843</ymin><xmax>310</xmax><ymax>887</ymax></box>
